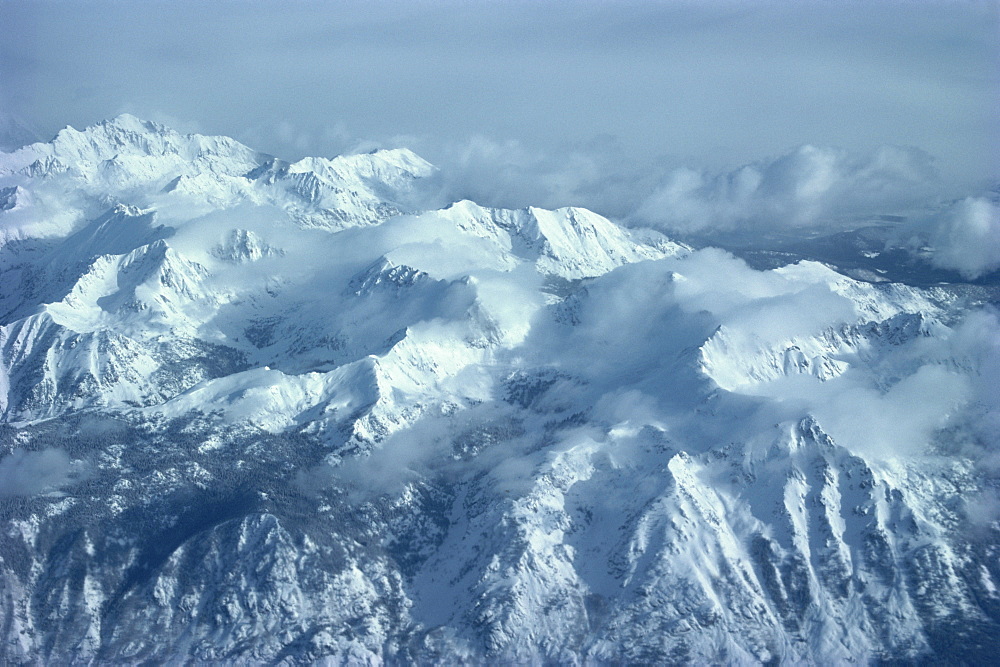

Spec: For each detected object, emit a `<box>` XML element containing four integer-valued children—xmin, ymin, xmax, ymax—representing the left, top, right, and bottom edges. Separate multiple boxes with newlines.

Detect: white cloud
<box><xmin>633</xmin><ymin>144</ymin><xmax>941</xmax><ymax>234</ymax></box>
<box><xmin>947</xmin><ymin>309</ymin><xmax>1000</xmax><ymax>452</ymax></box>
<box><xmin>810</xmin><ymin>364</ymin><xmax>972</xmax><ymax>459</ymax></box>
<box><xmin>386</xmin><ymin>134</ymin><xmax>661</xmax><ymax>218</ymax></box>
<box><xmin>926</xmin><ymin>196</ymin><xmax>1000</xmax><ymax>279</ymax></box>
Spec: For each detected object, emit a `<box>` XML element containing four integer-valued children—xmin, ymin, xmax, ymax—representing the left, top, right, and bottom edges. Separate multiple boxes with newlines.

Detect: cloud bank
<box><xmin>631</xmin><ymin>144</ymin><xmax>942</xmax><ymax>235</ymax></box>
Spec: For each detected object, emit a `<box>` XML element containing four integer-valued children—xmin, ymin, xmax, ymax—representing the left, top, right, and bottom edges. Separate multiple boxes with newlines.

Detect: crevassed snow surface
<box><xmin>0</xmin><ymin>117</ymin><xmax>998</xmax><ymax>664</ymax></box>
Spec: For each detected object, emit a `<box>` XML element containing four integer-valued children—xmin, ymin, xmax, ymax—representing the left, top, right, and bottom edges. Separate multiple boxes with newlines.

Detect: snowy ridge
<box><xmin>1</xmin><ymin>117</ymin><xmax>998</xmax><ymax>664</ymax></box>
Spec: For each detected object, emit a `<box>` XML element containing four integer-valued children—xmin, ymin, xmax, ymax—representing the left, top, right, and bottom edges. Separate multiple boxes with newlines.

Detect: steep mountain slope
<box><xmin>1</xmin><ymin>117</ymin><xmax>997</xmax><ymax>664</ymax></box>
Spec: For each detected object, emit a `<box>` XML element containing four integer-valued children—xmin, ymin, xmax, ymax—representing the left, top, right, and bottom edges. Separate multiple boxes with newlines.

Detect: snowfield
<box><xmin>1</xmin><ymin>116</ymin><xmax>998</xmax><ymax>663</ymax></box>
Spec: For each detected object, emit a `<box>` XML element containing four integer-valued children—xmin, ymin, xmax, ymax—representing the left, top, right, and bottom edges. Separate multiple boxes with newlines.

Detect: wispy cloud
<box><xmin>0</xmin><ymin>447</ymin><xmax>72</xmax><ymax>496</ymax></box>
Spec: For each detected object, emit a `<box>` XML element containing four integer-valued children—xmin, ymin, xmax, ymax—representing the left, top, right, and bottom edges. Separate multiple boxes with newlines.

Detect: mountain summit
<box><xmin>1</xmin><ymin>118</ymin><xmax>998</xmax><ymax>663</ymax></box>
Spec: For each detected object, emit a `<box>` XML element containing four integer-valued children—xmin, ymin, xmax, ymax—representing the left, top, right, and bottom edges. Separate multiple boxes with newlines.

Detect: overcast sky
<box><xmin>2</xmin><ymin>0</ymin><xmax>997</xmax><ymax>213</ymax></box>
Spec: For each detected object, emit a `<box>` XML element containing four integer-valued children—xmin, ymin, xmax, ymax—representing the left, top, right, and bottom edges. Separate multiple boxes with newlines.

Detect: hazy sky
<box><xmin>2</xmin><ymin>1</ymin><xmax>997</xmax><ymax>209</ymax></box>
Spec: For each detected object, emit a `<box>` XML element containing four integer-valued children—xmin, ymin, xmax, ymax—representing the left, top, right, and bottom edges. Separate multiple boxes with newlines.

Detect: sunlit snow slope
<box><xmin>1</xmin><ymin>116</ymin><xmax>998</xmax><ymax>664</ymax></box>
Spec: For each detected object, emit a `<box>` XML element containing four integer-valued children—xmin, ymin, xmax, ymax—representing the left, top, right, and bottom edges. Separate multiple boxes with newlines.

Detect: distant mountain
<box><xmin>1</xmin><ymin>117</ymin><xmax>997</xmax><ymax>663</ymax></box>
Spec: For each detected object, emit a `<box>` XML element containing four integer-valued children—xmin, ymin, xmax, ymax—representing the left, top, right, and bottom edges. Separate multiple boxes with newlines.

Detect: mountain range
<box><xmin>1</xmin><ymin>115</ymin><xmax>998</xmax><ymax>663</ymax></box>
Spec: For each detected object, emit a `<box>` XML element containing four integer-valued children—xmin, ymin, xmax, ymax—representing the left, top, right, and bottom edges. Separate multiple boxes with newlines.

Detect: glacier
<box><xmin>0</xmin><ymin>115</ymin><xmax>998</xmax><ymax>663</ymax></box>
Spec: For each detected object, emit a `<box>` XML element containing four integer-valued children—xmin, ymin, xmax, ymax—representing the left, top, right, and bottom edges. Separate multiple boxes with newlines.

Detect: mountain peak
<box><xmin>288</xmin><ymin>147</ymin><xmax>436</xmax><ymax>182</ymax></box>
<box><xmin>365</xmin><ymin>146</ymin><xmax>434</xmax><ymax>170</ymax></box>
<box><xmin>98</xmin><ymin>113</ymin><xmax>165</xmax><ymax>135</ymax></box>
<box><xmin>49</xmin><ymin>113</ymin><xmax>173</xmax><ymax>151</ymax></box>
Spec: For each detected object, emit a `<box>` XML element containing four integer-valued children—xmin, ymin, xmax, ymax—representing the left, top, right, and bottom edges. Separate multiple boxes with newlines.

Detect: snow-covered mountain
<box><xmin>1</xmin><ymin>116</ymin><xmax>998</xmax><ymax>664</ymax></box>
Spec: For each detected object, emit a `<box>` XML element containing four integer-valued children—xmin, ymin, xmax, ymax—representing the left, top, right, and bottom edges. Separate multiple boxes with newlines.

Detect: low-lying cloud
<box><xmin>632</xmin><ymin>144</ymin><xmax>942</xmax><ymax>235</ymax></box>
<box><xmin>883</xmin><ymin>193</ymin><xmax>1000</xmax><ymax>280</ymax></box>
<box><xmin>0</xmin><ymin>447</ymin><xmax>73</xmax><ymax>496</ymax></box>
<box><xmin>926</xmin><ymin>196</ymin><xmax>1000</xmax><ymax>279</ymax></box>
